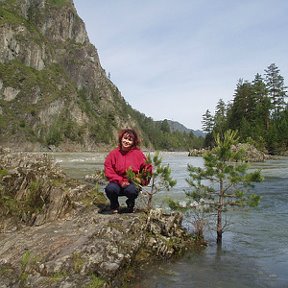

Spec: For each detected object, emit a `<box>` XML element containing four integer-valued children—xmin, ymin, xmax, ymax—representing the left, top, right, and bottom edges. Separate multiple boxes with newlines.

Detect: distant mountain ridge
<box><xmin>166</xmin><ymin>120</ymin><xmax>205</xmax><ymax>137</ymax></box>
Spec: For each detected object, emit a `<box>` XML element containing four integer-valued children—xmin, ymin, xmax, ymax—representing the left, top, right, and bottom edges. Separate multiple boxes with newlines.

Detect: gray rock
<box><xmin>0</xmin><ymin>149</ymin><xmax>194</xmax><ymax>287</ymax></box>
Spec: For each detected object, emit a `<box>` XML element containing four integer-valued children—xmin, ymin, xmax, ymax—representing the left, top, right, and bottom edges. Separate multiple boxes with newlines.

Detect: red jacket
<box><xmin>104</xmin><ymin>147</ymin><xmax>152</xmax><ymax>186</ymax></box>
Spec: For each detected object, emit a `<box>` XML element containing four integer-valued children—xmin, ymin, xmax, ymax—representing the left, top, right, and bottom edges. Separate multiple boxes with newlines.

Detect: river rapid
<box><xmin>51</xmin><ymin>152</ymin><xmax>288</xmax><ymax>288</ymax></box>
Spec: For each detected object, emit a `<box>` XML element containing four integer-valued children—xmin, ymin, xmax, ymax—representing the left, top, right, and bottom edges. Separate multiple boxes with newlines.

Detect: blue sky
<box><xmin>73</xmin><ymin>0</ymin><xmax>288</xmax><ymax>130</ymax></box>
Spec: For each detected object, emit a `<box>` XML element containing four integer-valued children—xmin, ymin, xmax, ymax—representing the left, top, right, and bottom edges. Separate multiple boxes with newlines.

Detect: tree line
<box><xmin>126</xmin><ymin>106</ymin><xmax>204</xmax><ymax>151</ymax></box>
<box><xmin>202</xmin><ymin>63</ymin><xmax>288</xmax><ymax>154</ymax></box>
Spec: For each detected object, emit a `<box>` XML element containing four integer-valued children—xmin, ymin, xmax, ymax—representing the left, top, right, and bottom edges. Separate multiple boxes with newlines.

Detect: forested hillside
<box><xmin>0</xmin><ymin>0</ymin><xmax>202</xmax><ymax>152</ymax></box>
<box><xmin>202</xmin><ymin>63</ymin><xmax>288</xmax><ymax>155</ymax></box>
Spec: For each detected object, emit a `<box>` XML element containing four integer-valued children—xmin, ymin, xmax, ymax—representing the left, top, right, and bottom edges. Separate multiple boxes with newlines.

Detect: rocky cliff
<box><xmin>0</xmin><ymin>0</ymin><xmax>145</xmax><ymax>151</ymax></box>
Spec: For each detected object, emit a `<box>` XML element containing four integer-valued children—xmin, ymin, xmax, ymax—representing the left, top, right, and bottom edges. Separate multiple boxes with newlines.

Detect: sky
<box><xmin>73</xmin><ymin>0</ymin><xmax>288</xmax><ymax>131</ymax></box>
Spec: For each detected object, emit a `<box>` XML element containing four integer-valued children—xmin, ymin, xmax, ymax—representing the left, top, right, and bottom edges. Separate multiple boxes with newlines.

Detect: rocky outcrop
<box><xmin>188</xmin><ymin>148</ymin><xmax>207</xmax><ymax>157</ymax></box>
<box><xmin>0</xmin><ymin>147</ymin><xmax>87</xmax><ymax>229</ymax></box>
<box><xmin>0</xmin><ymin>148</ymin><xmax>195</xmax><ymax>287</ymax></box>
<box><xmin>231</xmin><ymin>143</ymin><xmax>270</xmax><ymax>162</ymax></box>
<box><xmin>0</xmin><ymin>209</ymin><xmax>193</xmax><ymax>288</ymax></box>
<box><xmin>189</xmin><ymin>143</ymin><xmax>270</xmax><ymax>162</ymax></box>
<box><xmin>0</xmin><ymin>0</ymin><xmax>147</xmax><ymax>151</ymax></box>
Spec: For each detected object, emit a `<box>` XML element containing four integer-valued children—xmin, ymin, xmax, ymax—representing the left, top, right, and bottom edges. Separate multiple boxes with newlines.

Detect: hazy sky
<box><xmin>73</xmin><ymin>0</ymin><xmax>288</xmax><ymax>130</ymax></box>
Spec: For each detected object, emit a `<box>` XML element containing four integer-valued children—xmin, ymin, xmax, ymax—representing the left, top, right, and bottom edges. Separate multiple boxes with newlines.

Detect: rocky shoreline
<box><xmin>0</xmin><ymin>148</ymin><xmax>196</xmax><ymax>287</ymax></box>
<box><xmin>188</xmin><ymin>142</ymin><xmax>278</xmax><ymax>162</ymax></box>
<box><xmin>0</xmin><ymin>208</ymin><xmax>194</xmax><ymax>288</ymax></box>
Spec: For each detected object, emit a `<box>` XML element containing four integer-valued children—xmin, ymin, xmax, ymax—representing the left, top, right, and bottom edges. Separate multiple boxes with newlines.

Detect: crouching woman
<box><xmin>104</xmin><ymin>128</ymin><xmax>152</xmax><ymax>213</ymax></box>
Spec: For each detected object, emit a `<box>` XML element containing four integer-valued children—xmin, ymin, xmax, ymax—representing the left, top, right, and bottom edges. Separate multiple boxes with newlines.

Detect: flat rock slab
<box><xmin>0</xmin><ymin>208</ymin><xmax>191</xmax><ymax>288</ymax></box>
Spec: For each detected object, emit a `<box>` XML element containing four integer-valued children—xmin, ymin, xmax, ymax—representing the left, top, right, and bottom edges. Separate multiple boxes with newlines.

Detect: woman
<box><xmin>104</xmin><ymin>128</ymin><xmax>152</xmax><ymax>213</ymax></box>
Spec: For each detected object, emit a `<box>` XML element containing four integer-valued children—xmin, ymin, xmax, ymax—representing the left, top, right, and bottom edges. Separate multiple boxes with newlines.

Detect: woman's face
<box><xmin>121</xmin><ymin>132</ymin><xmax>134</xmax><ymax>151</ymax></box>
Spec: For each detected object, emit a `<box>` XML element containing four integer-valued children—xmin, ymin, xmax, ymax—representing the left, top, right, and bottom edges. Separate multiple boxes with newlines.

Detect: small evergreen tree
<box><xmin>127</xmin><ymin>152</ymin><xmax>176</xmax><ymax>210</ymax></box>
<box><xmin>180</xmin><ymin>130</ymin><xmax>263</xmax><ymax>244</ymax></box>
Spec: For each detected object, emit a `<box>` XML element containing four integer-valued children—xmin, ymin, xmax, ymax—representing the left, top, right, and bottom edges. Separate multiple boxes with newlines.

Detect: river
<box><xmin>51</xmin><ymin>152</ymin><xmax>288</xmax><ymax>288</ymax></box>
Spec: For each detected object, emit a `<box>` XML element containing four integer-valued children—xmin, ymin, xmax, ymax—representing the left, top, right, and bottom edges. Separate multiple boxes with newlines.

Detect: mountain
<box><xmin>0</xmin><ymin>0</ymin><xmax>146</xmax><ymax>151</ymax></box>
<box><xmin>0</xmin><ymin>0</ymin><xmax>203</xmax><ymax>152</ymax></box>
<box><xmin>165</xmin><ymin>120</ymin><xmax>206</xmax><ymax>137</ymax></box>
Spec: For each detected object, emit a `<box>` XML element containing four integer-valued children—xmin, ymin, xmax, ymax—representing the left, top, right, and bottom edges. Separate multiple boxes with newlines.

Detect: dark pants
<box><xmin>105</xmin><ymin>182</ymin><xmax>139</xmax><ymax>210</ymax></box>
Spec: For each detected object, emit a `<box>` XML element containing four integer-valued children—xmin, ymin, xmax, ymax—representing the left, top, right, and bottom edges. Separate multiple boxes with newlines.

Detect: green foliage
<box><xmin>0</xmin><ymin>189</ymin><xmax>19</xmax><ymax>217</ymax></box>
<box><xmin>265</xmin><ymin>63</ymin><xmax>287</xmax><ymax>113</ymax></box>
<box><xmin>48</xmin><ymin>272</ymin><xmax>67</xmax><ymax>283</ymax></box>
<box><xmin>85</xmin><ymin>274</ymin><xmax>106</xmax><ymax>288</ymax></box>
<box><xmin>82</xmin><ymin>184</ymin><xmax>108</xmax><ymax>208</ymax></box>
<box><xmin>19</xmin><ymin>250</ymin><xmax>42</xmax><ymax>285</ymax></box>
<box><xmin>0</xmin><ymin>2</ymin><xmax>204</xmax><ymax>151</ymax></box>
<box><xmin>172</xmin><ymin>130</ymin><xmax>263</xmax><ymax>244</ymax></box>
<box><xmin>0</xmin><ymin>60</ymin><xmax>79</xmax><ymax>145</ymax></box>
<box><xmin>0</xmin><ymin>178</ymin><xmax>46</xmax><ymax>219</ymax></box>
<box><xmin>25</xmin><ymin>180</ymin><xmax>46</xmax><ymax>213</ymax></box>
<box><xmin>46</xmin><ymin>124</ymin><xmax>63</xmax><ymax>146</ymax></box>
<box><xmin>202</xmin><ymin>109</ymin><xmax>214</xmax><ymax>134</ymax></box>
<box><xmin>213</xmin><ymin>99</ymin><xmax>227</xmax><ymax>137</ymax></box>
<box><xmin>20</xmin><ymin>251</ymin><xmax>31</xmax><ymax>272</ymax></box>
<box><xmin>48</xmin><ymin>0</ymin><xmax>70</xmax><ymax>7</ymax></box>
<box><xmin>160</xmin><ymin>119</ymin><xmax>171</xmax><ymax>133</ymax></box>
<box><xmin>0</xmin><ymin>169</ymin><xmax>8</xmax><ymax>177</ymax></box>
<box><xmin>71</xmin><ymin>252</ymin><xmax>84</xmax><ymax>273</ymax></box>
<box><xmin>127</xmin><ymin>152</ymin><xmax>176</xmax><ymax>210</ymax></box>
<box><xmin>19</xmin><ymin>250</ymin><xmax>31</xmax><ymax>285</ymax></box>
<box><xmin>76</xmin><ymin>88</ymin><xmax>115</xmax><ymax>144</ymax></box>
<box><xmin>0</xmin><ymin>5</ymin><xmax>23</xmax><ymax>25</ymax></box>
<box><xmin>126</xmin><ymin>106</ymin><xmax>204</xmax><ymax>151</ymax></box>
<box><xmin>203</xmin><ymin>63</ymin><xmax>288</xmax><ymax>155</ymax></box>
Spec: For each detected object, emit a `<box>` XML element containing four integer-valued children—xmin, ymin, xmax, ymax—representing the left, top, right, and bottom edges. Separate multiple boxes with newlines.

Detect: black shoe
<box><xmin>126</xmin><ymin>206</ymin><xmax>134</xmax><ymax>213</ymax></box>
<box><xmin>119</xmin><ymin>206</ymin><xmax>134</xmax><ymax>214</ymax></box>
<box><xmin>98</xmin><ymin>206</ymin><xmax>119</xmax><ymax>215</ymax></box>
<box><xmin>122</xmin><ymin>199</ymin><xmax>135</xmax><ymax>213</ymax></box>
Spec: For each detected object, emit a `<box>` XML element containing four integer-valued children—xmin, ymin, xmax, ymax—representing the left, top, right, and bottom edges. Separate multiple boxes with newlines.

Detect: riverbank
<box><xmin>188</xmin><ymin>142</ymin><xmax>281</xmax><ymax>162</ymax></box>
<box><xmin>0</xmin><ymin>208</ymin><xmax>195</xmax><ymax>288</ymax></box>
<box><xmin>0</xmin><ymin>148</ymin><xmax>196</xmax><ymax>288</ymax></box>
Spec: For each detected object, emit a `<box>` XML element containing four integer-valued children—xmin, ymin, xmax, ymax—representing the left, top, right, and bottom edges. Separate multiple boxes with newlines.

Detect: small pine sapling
<box><xmin>127</xmin><ymin>152</ymin><xmax>176</xmax><ymax>210</ymax></box>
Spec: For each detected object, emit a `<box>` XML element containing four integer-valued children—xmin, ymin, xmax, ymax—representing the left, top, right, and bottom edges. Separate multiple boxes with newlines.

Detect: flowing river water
<box><xmin>51</xmin><ymin>152</ymin><xmax>288</xmax><ymax>288</ymax></box>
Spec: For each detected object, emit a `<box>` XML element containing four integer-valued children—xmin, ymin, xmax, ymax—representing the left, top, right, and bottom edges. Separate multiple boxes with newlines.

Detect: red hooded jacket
<box><xmin>104</xmin><ymin>147</ymin><xmax>152</xmax><ymax>186</ymax></box>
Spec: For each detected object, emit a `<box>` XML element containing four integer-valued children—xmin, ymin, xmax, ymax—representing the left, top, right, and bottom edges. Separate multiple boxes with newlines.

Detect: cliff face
<box><xmin>0</xmin><ymin>0</ymin><xmax>142</xmax><ymax>151</ymax></box>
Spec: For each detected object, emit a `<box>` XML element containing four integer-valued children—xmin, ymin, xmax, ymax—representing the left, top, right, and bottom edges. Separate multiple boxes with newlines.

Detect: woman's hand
<box><xmin>120</xmin><ymin>180</ymin><xmax>130</xmax><ymax>188</ymax></box>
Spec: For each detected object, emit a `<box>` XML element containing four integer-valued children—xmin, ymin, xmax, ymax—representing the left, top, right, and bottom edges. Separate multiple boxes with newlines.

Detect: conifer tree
<box><xmin>127</xmin><ymin>152</ymin><xmax>176</xmax><ymax>210</ymax></box>
<box><xmin>252</xmin><ymin>73</ymin><xmax>270</xmax><ymax>131</ymax></box>
<box><xmin>205</xmin><ymin>64</ymin><xmax>287</xmax><ymax>154</ymax></box>
<box><xmin>213</xmin><ymin>99</ymin><xmax>227</xmax><ymax>137</ymax></box>
<box><xmin>264</xmin><ymin>63</ymin><xmax>287</xmax><ymax>115</ymax></box>
<box><xmin>202</xmin><ymin>109</ymin><xmax>215</xmax><ymax>148</ymax></box>
<box><xmin>202</xmin><ymin>109</ymin><xmax>214</xmax><ymax>134</ymax></box>
<box><xmin>179</xmin><ymin>130</ymin><xmax>263</xmax><ymax>244</ymax></box>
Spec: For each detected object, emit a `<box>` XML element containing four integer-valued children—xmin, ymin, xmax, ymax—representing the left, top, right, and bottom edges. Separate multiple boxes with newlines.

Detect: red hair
<box><xmin>118</xmin><ymin>128</ymin><xmax>140</xmax><ymax>148</ymax></box>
